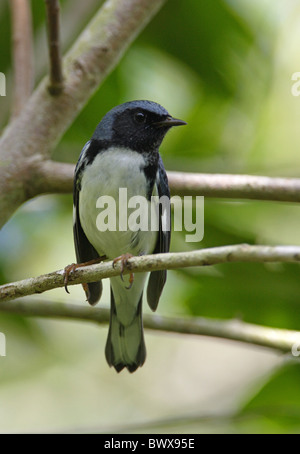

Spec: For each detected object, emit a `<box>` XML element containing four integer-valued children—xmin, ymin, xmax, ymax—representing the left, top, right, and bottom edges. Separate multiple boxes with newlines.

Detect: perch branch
<box><xmin>44</xmin><ymin>0</ymin><xmax>64</xmax><ymax>94</ymax></box>
<box><xmin>1</xmin><ymin>244</ymin><xmax>300</xmax><ymax>302</ymax></box>
<box><xmin>0</xmin><ymin>298</ymin><xmax>299</xmax><ymax>354</ymax></box>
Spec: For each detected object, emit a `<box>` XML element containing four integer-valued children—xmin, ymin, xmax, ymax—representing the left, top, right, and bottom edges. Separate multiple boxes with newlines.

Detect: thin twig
<box><xmin>10</xmin><ymin>0</ymin><xmax>34</xmax><ymax>116</ymax></box>
<box><xmin>0</xmin><ymin>298</ymin><xmax>299</xmax><ymax>354</ymax></box>
<box><xmin>1</xmin><ymin>244</ymin><xmax>300</xmax><ymax>303</ymax></box>
<box><xmin>34</xmin><ymin>0</ymin><xmax>101</xmax><ymax>83</ymax></box>
<box><xmin>44</xmin><ymin>0</ymin><xmax>64</xmax><ymax>94</ymax></box>
<box><xmin>29</xmin><ymin>160</ymin><xmax>300</xmax><ymax>203</ymax></box>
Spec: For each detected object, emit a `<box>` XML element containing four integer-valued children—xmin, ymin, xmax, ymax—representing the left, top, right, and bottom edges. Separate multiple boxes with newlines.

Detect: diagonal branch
<box><xmin>0</xmin><ymin>298</ymin><xmax>299</xmax><ymax>354</ymax></box>
<box><xmin>44</xmin><ymin>0</ymin><xmax>64</xmax><ymax>95</ymax></box>
<box><xmin>10</xmin><ymin>0</ymin><xmax>34</xmax><ymax>117</ymax></box>
<box><xmin>0</xmin><ymin>0</ymin><xmax>167</xmax><ymax>228</ymax></box>
<box><xmin>1</xmin><ymin>244</ymin><xmax>300</xmax><ymax>303</ymax></box>
<box><xmin>29</xmin><ymin>160</ymin><xmax>300</xmax><ymax>203</ymax></box>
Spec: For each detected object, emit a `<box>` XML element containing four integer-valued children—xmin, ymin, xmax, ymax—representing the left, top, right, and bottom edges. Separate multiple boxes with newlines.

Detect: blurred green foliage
<box><xmin>0</xmin><ymin>0</ymin><xmax>300</xmax><ymax>434</ymax></box>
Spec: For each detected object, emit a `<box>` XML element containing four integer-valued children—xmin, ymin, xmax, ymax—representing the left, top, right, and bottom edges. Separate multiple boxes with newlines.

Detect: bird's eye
<box><xmin>134</xmin><ymin>112</ymin><xmax>146</xmax><ymax>124</ymax></box>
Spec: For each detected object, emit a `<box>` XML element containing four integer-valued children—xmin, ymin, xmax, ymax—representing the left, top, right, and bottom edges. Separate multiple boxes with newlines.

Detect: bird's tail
<box><xmin>105</xmin><ymin>289</ymin><xmax>146</xmax><ymax>373</ymax></box>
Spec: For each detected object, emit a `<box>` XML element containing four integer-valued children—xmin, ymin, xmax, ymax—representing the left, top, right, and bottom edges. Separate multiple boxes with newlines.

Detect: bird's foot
<box><xmin>112</xmin><ymin>253</ymin><xmax>134</xmax><ymax>289</ymax></box>
<box><xmin>64</xmin><ymin>255</ymin><xmax>106</xmax><ymax>294</ymax></box>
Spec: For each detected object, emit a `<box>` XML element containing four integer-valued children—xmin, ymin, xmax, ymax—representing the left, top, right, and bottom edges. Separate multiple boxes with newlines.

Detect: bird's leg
<box><xmin>64</xmin><ymin>255</ymin><xmax>106</xmax><ymax>294</ymax></box>
<box><xmin>112</xmin><ymin>253</ymin><xmax>134</xmax><ymax>290</ymax></box>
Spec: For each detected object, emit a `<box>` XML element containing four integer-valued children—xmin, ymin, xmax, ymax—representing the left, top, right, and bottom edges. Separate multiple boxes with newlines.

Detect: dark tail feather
<box><xmin>147</xmin><ymin>269</ymin><xmax>167</xmax><ymax>311</ymax></box>
<box><xmin>86</xmin><ymin>281</ymin><xmax>102</xmax><ymax>306</ymax></box>
<box><xmin>105</xmin><ymin>288</ymin><xmax>146</xmax><ymax>373</ymax></box>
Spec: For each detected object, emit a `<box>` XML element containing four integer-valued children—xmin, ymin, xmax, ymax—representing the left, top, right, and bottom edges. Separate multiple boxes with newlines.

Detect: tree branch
<box><xmin>44</xmin><ymin>0</ymin><xmax>64</xmax><ymax>95</ymax></box>
<box><xmin>1</xmin><ymin>244</ymin><xmax>300</xmax><ymax>303</ymax></box>
<box><xmin>27</xmin><ymin>159</ymin><xmax>75</xmax><ymax>197</ymax></box>
<box><xmin>28</xmin><ymin>160</ymin><xmax>300</xmax><ymax>203</ymax></box>
<box><xmin>10</xmin><ymin>0</ymin><xmax>34</xmax><ymax>117</ymax></box>
<box><xmin>0</xmin><ymin>0</ymin><xmax>167</xmax><ymax>227</ymax></box>
<box><xmin>0</xmin><ymin>298</ymin><xmax>299</xmax><ymax>354</ymax></box>
<box><xmin>167</xmin><ymin>171</ymin><xmax>300</xmax><ymax>203</ymax></box>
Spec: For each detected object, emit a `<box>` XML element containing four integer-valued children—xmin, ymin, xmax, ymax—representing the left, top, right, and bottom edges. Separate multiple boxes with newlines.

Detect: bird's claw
<box><xmin>112</xmin><ymin>253</ymin><xmax>135</xmax><ymax>289</ymax></box>
<box><xmin>64</xmin><ymin>263</ymin><xmax>77</xmax><ymax>294</ymax></box>
<box><xmin>125</xmin><ymin>272</ymin><xmax>135</xmax><ymax>290</ymax></box>
<box><xmin>63</xmin><ymin>255</ymin><xmax>106</xmax><ymax>295</ymax></box>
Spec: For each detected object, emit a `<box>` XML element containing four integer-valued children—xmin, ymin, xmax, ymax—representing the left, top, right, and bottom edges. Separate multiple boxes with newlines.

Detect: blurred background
<box><xmin>1</xmin><ymin>0</ymin><xmax>300</xmax><ymax>433</ymax></box>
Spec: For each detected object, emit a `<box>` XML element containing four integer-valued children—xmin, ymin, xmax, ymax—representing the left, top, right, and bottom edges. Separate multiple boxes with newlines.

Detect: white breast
<box><xmin>79</xmin><ymin>147</ymin><xmax>158</xmax><ymax>259</ymax></box>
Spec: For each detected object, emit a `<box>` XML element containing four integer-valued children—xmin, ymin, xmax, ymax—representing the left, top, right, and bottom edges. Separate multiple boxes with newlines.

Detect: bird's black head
<box><xmin>92</xmin><ymin>100</ymin><xmax>186</xmax><ymax>153</ymax></box>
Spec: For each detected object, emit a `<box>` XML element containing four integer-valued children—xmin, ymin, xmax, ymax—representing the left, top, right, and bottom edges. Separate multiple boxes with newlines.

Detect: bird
<box><xmin>72</xmin><ymin>100</ymin><xmax>186</xmax><ymax>373</ymax></box>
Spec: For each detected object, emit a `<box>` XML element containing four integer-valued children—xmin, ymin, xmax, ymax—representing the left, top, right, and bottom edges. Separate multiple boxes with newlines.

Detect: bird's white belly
<box><xmin>79</xmin><ymin>147</ymin><xmax>158</xmax><ymax>259</ymax></box>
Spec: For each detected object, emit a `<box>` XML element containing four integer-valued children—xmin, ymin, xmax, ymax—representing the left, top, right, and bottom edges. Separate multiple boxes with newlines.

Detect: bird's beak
<box><xmin>154</xmin><ymin>115</ymin><xmax>187</xmax><ymax>128</ymax></box>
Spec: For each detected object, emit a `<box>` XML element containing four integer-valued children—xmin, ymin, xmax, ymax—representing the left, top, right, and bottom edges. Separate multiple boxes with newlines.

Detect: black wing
<box><xmin>146</xmin><ymin>156</ymin><xmax>171</xmax><ymax>311</ymax></box>
<box><xmin>73</xmin><ymin>141</ymin><xmax>102</xmax><ymax>305</ymax></box>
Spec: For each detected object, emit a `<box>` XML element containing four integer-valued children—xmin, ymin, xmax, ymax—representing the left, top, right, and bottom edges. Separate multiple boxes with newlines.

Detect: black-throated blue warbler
<box><xmin>72</xmin><ymin>100</ymin><xmax>186</xmax><ymax>372</ymax></box>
